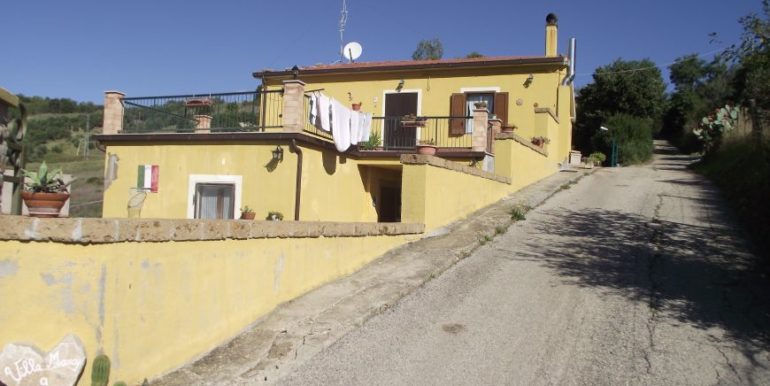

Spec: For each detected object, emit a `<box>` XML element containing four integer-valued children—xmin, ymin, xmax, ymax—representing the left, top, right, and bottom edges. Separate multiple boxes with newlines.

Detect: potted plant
<box><xmin>400</xmin><ymin>114</ymin><xmax>427</xmax><ymax>128</ymax></box>
<box><xmin>240</xmin><ymin>206</ymin><xmax>256</xmax><ymax>220</ymax></box>
<box><xmin>359</xmin><ymin>131</ymin><xmax>382</xmax><ymax>151</ymax></box>
<box><xmin>416</xmin><ymin>139</ymin><xmax>438</xmax><ymax>156</ymax></box>
<box><xmin>531</xmin><ymin>136</ymin><xmax>550</xmax><ymax>148</ymax></box>
<box><xmin>501</xmin><ymin>125</ymin><xmax>517</xmax><ymax>133</ymax></box>
<box><xmin>21</xmin><ymin>161</ymin><xmax>71</xmax><ymax>218</ymax></box>
<box><xmin>266</xmin><ymin>211</ymin><xmax>284</xmax><ymax>221</ymax></box>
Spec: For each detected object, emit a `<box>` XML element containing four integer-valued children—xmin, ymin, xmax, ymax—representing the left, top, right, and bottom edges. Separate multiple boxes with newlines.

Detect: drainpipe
<box><xmin>289</xmin><ymin>139</ymin><xmax>302</xmax><ymax>221</ymax></box>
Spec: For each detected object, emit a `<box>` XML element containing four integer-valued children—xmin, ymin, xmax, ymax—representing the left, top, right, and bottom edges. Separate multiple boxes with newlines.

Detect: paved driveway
<box><xmin>279</xmin><ymin>143</ymin><xmax>770</xmax><ymax>385</ymax></box>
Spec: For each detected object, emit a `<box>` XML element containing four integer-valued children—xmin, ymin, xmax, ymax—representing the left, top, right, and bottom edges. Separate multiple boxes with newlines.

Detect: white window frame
<box><xmin>381</xmin><ymin>89</ymin><xmax>423</xmax><ymax>142</ymax></box>
<box><xmin>187</xmin><ymin>174</ymin><xmax>242</xmax><ymax>219</ymax></box>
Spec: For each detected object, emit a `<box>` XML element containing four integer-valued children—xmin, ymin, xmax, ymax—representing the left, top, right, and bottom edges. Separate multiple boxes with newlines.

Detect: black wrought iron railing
<box><xmin>122</xmin><ymin>90</ymin><xmax>283</xmax><ymax>133</ymax></box>
<box><xmin>369</xmin><ymin>116</ymin><xmax>473</xmax><ymax>150</ymax></box>
<box><xmin>302</xmin><ymin>95</ymin><xmax>334</xmax><ymax>141</ymax></box>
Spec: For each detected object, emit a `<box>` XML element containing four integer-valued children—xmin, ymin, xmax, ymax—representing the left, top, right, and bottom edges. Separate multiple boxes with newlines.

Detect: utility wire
<box><xmin>574</xmin><ymin>47</ymin><xmax>727</xmax><ymax>77</ymax></box>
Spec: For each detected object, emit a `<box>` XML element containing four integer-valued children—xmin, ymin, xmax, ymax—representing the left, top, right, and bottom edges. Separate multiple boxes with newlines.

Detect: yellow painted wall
<box><xmin>494</xmin><ymin>138</ymin><xmax>558</xmax><ymax>191</ymax></box>
<box><xmin>401</xmin><ymin>163</ymin><xmax>510</xmax><ymax>231</ymax></box>
<box><xmin>102</xmin><ymin>143</ymin><xmax>401</xmax><ymax>222</ymax></box>
<box><xmin>0</xmin><ymin>232</ymin><xmax>414</xmax><ymax>385</ymax></box>
<box><xmin>266</xmin><ymin>67</ymin><xmax>569</xmax><ymax>153</ymax></box>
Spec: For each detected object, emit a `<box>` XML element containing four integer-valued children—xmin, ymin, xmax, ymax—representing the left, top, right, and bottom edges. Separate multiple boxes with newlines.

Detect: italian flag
<box><xmin>137</xmin><ymin>165</ymin><xmax>159</xmax><ymax>193</ymax></box>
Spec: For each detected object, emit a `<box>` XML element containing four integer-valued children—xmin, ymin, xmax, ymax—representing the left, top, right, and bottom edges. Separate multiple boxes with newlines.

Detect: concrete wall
<box><xmin>0</xmin><ymin>217</ymin><xmax>422</xmax><ymax>385</ymax></box>
<box><xmin>494</xmin><ymin>133</ymin><xmax>558</xmax><ymax>191</ymax></box>
<box><xmin>401</xmin><ymin>154</ymin><xmax>511</xmax><ymax>231</ymax></box>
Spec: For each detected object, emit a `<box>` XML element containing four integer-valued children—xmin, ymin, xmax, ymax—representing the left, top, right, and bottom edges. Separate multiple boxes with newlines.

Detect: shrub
<box><xmin>592</xmin><ymin>113</ymin><xmax>654</xmax><ymax>165</ymax></box>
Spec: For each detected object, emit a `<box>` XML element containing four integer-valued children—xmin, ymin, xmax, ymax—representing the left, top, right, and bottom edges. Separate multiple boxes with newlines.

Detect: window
<box><xmin>187</xmin><ymin>174</ymin><xmax>242</xmax><ymax>219</ymax></box>
<box><xmin>465</xmin><ymin>93</ymin><xmax>494</xmax><ymax>134</ymax></box>
<box><xmin>449</xmin><ymin>91</ymin><xmax>509</xmax><ymax>136</ymax></box>
<box><xmin>195</xmin><ymin>183</ymin><xmax>235</xmax><ymax>219</ymax></box>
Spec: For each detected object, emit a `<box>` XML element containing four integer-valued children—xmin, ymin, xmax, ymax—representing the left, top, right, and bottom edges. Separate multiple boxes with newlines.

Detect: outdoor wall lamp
<box><xmin>272</xmin><ymin>146</ymin><xmax>284</xmax><ymax>162</ymax></box>
<box><xmin>524</xmin><ymin>74</ymin><xmax>534</xmax><ymax>88</ymax></box>
<box><xmin>396</xmin><ymin>79</ymin><xmax>405</xmax><ymax>92</ymax></box>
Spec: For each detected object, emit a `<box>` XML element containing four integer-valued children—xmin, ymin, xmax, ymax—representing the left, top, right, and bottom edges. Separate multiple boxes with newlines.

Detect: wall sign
<box><xmin>0</xmin><ymin>334</ymin><xmax>86</xmax><ymax>386</ymax></box>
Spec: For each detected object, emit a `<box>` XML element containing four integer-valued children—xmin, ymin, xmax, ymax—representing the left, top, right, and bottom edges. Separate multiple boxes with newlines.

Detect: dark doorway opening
<box><xmin>384</xmin><ymin>92</ymin><xmax>418</xmax><ymax>149</ymax></box>
<box><xmin>378</xmin><ymin>184</ymin><xmax>401</xmax><ymax>222</ymax></box>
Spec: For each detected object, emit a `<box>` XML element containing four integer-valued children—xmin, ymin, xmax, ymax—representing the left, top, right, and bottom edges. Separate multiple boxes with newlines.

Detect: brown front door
<box><xmin>384</xmin><ymin>92</ymin><xmax>418</xmax><ymax>149</ymax></box>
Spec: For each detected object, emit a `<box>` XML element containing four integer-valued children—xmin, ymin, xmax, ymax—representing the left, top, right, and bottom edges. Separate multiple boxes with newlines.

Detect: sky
<box><xmin>1</xmin><ymin>0</ymin><xmax>763</xmax><ymax>103</ymax></box>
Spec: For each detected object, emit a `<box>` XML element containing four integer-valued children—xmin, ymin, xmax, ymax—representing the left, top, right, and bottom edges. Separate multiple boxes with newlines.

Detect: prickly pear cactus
<box><xmin>91</xmin><ymin>354</ymin><xmax>111</xmax><ymax>386</ymax></box>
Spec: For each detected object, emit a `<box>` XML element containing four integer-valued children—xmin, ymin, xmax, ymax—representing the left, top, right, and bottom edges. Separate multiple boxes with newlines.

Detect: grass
<box><xmin>696</xmin><ymin>136</ymin><xmax>770</xmax><ymax>259</ymax></box>
<box><xmin>510</xmin><ymin>205</ymin><xmax>529</xmax><ymax>221</ymax></box>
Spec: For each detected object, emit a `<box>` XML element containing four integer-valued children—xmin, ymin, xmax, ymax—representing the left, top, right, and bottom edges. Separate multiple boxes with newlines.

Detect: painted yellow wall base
<box><xmin>0</xmin><ymin>233</ymin><xmax>413</xmax><ymax>385</ymax></box>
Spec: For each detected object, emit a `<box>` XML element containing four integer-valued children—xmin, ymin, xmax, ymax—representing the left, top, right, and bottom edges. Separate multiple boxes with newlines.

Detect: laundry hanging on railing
<box><xmin>310</xmin><ymin>92</ymin><xmax>372</xmax><ymax>152</ymax></box>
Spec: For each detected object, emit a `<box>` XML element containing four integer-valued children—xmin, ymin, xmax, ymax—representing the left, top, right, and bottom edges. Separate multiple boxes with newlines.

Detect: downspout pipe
<box><xmin>289</xmin><ymin>139</ymin><xmax>302</xmax><ymax>221</ymax></box>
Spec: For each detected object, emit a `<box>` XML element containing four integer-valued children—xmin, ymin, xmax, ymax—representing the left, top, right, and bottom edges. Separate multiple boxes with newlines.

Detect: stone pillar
<box><xmin>472</xmin><ymin>102</ymin><xmax>489</xmax><ymax>152</ymax></box>
<box><xmin>103</xmin><ymin>91</ymin><xmax>125</xmax><ymax>134</ymax></box>
<box><xmin>488</xmin><ymin>117</ymin><xmax>502</xmax><ymax>154</ymax></box>
<box><xmin>282</xmin><ymin>80</ymin><xmax>306</xmax><ymax>133</ymax></box>
<box><xmin>194</xmin><ymin>115</ymin><xmax>212</xmax><ymax>133</ymax></box>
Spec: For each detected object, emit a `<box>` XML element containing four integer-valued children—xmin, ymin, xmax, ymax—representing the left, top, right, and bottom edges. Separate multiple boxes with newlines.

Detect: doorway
<box><xmin>384</xmin><ymin>92</ymin><xmax>418</xmax><ymax>149</ymax></box>
<box><xmin>378</xmin><ymin>185</ymin><xmax>401</xmax><ymax>222</ymax></box>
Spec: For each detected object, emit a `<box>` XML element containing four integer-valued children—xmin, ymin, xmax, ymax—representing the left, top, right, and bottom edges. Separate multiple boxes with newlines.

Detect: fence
<box><xmin>370</xmin><ymin>116</ymin><xmax>473</xmax><ymax>150</ymax></box>
<box><xmin>122</xmin><ymin>90</ymin><xmax>283</xmax><ymax>133</ymax></box>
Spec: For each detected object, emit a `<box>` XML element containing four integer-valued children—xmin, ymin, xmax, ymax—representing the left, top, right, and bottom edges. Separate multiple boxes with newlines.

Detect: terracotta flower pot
<box><xmin>21</xmin><ymin>191</ymin><xmax>69</xmax><ymax>218</ymax></box>
<box><xmin>416</xmin><ymin>144</ymin><xmax>437</xmax><ymax>156</ymax></box>
<box><xmin>240</xmin><ymin>212</ymin><xmax>256</xmax><ymax>220</ymax></box>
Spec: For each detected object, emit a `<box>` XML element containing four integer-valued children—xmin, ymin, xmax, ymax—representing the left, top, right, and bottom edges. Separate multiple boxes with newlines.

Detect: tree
<box><xmin>574</xmin><ymin>59</ymin><xmax>666</xmax><ymax>153</ymax></box>
<box><xmin>465</xmin><ymin>51</ymin><xmax>484</xmax><ymax>58</ymax></box>
<box><xmin>412</xmin><ymin>39</ymin><xmax>443</xmax><ymax>60</ymax></box>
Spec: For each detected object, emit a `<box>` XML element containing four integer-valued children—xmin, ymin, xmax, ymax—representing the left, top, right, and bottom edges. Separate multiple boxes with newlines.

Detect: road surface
<box><xmin>279</xmin><ymin>142</ymin><xmax>770</xmax><ymax>385</ymax></box>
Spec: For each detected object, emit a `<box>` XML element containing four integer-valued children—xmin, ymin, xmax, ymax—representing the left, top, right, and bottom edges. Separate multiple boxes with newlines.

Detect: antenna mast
<box><xmin>339</xmin><ymin>0</ymin><xmax>348</xmax><ymax>61</ymax></box>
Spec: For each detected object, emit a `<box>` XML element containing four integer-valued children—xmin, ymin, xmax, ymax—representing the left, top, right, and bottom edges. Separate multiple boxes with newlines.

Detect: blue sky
<box><xmin>1</xmin><ymin>0</ymin><xmax>762</xmax><ymax>103</ymax></box>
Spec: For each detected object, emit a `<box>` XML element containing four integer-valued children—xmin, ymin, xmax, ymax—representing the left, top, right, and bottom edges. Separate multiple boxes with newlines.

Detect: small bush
<box><xmin>588</xmin><ymin>152</ymin><xmax>606</xmax><ymax>164</ymax></box>
<box><xmin>510</xmin><ymin>205</ymin><xmax>528</xmax><ymax>221</ymax></box>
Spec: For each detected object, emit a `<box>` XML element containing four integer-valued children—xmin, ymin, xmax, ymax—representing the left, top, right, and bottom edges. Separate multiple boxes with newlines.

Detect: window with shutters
<box><xmin>187</xmin><ymin>174</ymin><xmax>242</xmax><ymax>219</ymax></box>
<box><xmin>449</xmin><ymin>90</ymin><xmax>509</xmax><ymax>136</ymax></box>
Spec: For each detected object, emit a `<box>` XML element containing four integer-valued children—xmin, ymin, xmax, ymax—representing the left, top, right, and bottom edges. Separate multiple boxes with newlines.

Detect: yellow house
<box><xmin>96</xmin><ymin>13</ymin><xmax>576</xmax><ymax>230</ymax></box>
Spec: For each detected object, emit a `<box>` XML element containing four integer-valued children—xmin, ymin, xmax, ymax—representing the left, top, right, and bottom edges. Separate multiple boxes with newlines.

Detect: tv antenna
<box><xmin>339</xmin><ymin>0</ymin><xmax>348</xmax><ymax>62</ymax></box>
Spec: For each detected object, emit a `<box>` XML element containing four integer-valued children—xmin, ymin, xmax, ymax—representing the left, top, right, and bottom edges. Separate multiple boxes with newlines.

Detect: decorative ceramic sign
<box><xmin>0</xmin><ymin>334</ymin><xmax>86</xmax><ymax>386</ymax></box>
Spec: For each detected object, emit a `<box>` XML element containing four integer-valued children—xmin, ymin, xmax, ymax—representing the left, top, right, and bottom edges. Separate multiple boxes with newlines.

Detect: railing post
<box><xmin>282</xmin><ymin>80</ymin><xmax>305</xmax><ymax>133</ymax></box>
<box><xmin>103</xmin><ymin>90</ymin><xmax>125</xmax><ymax>134</ymax></box>
<box><xmin>472</xmin><ymin>102</ymin><xmax>489</xmax><ymax>152</ymax></box>
<box><xmin>194</xmin><ymin>115</ymin><xmax>212</xmax><ymax>133</ymax></box>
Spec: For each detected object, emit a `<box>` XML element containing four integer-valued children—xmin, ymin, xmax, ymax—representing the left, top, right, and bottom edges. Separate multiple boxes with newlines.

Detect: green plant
<box><xmin>693</xmin><ymin>104</ymin><xmax>740</xmax><ymax>154</ymax></box>
<box><xmin>418</xmin><ymin>138</ymin><xmax>436</xmax><ymax>146</ymax></box>
<box><xmin>266</xmin><ymin>211</ymin><xmax>284</xmax><ymax>220</ymax></box>
<box><xmin>531</xmin><ymin>136</ymin><xmax>550</xmax><ymax>146</ymax></box>
<box><xmin>510</xmin><ymin>205</ymin><xmax>527</xmax><ymax>221</ymax></box>
<box><xmin>241</xmin><ymin>205</ymin><xmax>254</xmax><ymax>213</ymax></box>
<box><xmin>360</xmin><ymin>131</ymin><xmax>382</xmax><ymax>150</ymax></box>
<box><xmin>113</xmin><ymin>382</ymin><xmax>127</xmax><ymax>386</ymax></box>
<box><xmin>495</xmin><ymin>225</ymin><xmax>507</xmax><ymax>235</ymax></box>
<box><xmin>22</xmin><ymin>161</ymin><xmax>71</xmax><ymax>193</ymax></box>
<box><xmin>588</xmin><ymin>152</ymin><xmax>606</xmax><ymax>164</ymax></box>
<box><xmin>91</xmin><ymin>354</ymin><xmax>111</xmax><ymax>386</ymax></box>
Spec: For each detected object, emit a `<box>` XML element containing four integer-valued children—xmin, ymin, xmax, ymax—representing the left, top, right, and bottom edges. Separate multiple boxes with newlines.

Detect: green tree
<box><xmin>465</xmin><ymin>51</ymin><xmax>484</xmax><ymax>58</ymax></box>
<box><xmin>574</xmin><ymin>59</ymin><xmax>666</xmax><ymax>154</ymax></box>
<box><xmin>412</xmin><ymin>38</ymin><xmax>443</xmax><ymax>60</ymax></box>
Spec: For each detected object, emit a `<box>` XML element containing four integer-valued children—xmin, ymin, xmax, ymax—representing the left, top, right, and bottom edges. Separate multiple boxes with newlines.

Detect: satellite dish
<box><xmin>343</xmin><ymin>42</ymin><xmax>362</xmax><ymax>62</ymax></box>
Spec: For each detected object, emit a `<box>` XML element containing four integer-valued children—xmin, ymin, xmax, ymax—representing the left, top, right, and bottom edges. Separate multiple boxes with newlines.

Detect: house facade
<box><xmin>96</xmin><ymin>14</ymin><xmax>576</xmax><ymax>230</ymax></box>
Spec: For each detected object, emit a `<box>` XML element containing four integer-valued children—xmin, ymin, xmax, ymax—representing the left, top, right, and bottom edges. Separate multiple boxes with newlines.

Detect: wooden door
<box><xmin>384</xmin><ymin>93</ymin><xmax>418</xmax><ymax>149</ymax></box>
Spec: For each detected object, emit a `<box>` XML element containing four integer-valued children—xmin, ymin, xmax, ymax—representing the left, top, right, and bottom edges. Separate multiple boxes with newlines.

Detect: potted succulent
<box><xmin>266</xmin><ymin>211</ymin><xmax>284</xmax><ymax>221</ymax></box>
<box><xmin>240</xmin><ymin>205</ymin><xmax>256</xmax><ymax>220</ymax></box>
<box><xmin>416</xmin><ymin>139</ymin><xmax>438</xmax><ymax>156</ymax></box>
<box><xmin>21</xmin><ymin>161</ymin><xmax>71</xmax><ymax>218</ymax></box>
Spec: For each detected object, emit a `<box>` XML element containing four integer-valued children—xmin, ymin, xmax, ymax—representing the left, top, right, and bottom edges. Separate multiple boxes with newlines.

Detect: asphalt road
<box><xmin>279</xmin><ymin>142</ymin><xmax>770</xmax><ymax>386</ymax></box>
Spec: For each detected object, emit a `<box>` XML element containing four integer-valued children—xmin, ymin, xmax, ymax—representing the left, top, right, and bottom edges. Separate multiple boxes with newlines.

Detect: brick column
<box><xmin>472</xmin><ymin>102</ymin><xmax>489</xmax><ymax>152</ymax></box>
<box><xmin>103</xmin><ymin>91</ymin><xmax>125</xmax><ymax>134</ymax></box>
<box><xmin>282</xmin><ymin>80</ymin><xmax>306</xmax><ymax>133</ymax></box>
<box><xmin>194</xmin><ymin>115</ymin><xmax>212</xmax><ymax>133</ymax></box>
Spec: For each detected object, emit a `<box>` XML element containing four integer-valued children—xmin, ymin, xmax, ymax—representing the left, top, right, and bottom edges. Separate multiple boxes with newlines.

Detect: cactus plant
<box><xmin>91</xmin><ymin>354</ymin><xmax>111</xmax><ymax>386</ymax></box>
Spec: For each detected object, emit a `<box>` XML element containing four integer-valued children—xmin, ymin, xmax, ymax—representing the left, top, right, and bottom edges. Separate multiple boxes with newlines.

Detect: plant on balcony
<box><xmin>531</xmin><ymin>136</ymin><xmax>550</xmax><ymax>147</ymax></box>
<box><xmin>401</xmin><ymin>114</ymin><xmax>427</xmax><ymax>128</ymax></box>
<box><xmin>240</xmin><ymin>205</ymin><xmax>256</xmax><ymax>220</ymax></box>
<box><xmin>416</xmin><ymin>139</ymin><xmax>437</xmax><ymax>156</ymax></box>
<box><xmin>359</xmin><ymin>131</ymin><xmax>382</xmax><ymax>150</ymax></box>
<box><xmin>266</xmin><ymin>211</ymin><xmax>284</xmax><ymax>221</ymax></box>
<box><xmin>21</xmin><ymin>161</ymin><xmax>72</xmax><ymax>218</ymax></box>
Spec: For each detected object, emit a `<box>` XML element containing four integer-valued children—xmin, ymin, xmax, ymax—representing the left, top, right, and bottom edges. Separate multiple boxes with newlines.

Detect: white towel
<box><xmin>331</xmin><ymin>99</ymin><xmax>351</xmax><ymax>152</ymax></box>
<box><xmin>308</xmin><ymin>93</ymin><xmax>318</xmax><ymax>126</ymax></box>
<box><xmin>350</xmin><ymin>111</ymin><xmax>361</xmax><ymax>146</ymax></box>
<box><xmin>359</xmin><ymin>112</ymin><xmax>372</xmax><ymax>142</ymax></box>
<box><xmin>318</xmin><ymin>94</ymin><xmax>331</xmax><ymax>132</ymax></box>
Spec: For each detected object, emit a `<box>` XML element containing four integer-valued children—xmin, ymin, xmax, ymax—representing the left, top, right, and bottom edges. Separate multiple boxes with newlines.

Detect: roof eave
<box><xmin>252</xmin><ymin>56</ymin><xmax>568</xmax><ymax>79</ymax></box>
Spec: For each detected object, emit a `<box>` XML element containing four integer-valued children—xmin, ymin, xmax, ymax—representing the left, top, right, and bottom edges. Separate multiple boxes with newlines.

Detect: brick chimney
<box><xmin>545</xmin><ymin>13</ymin><xmax>558</xmax><ymax>57</ymax></box>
